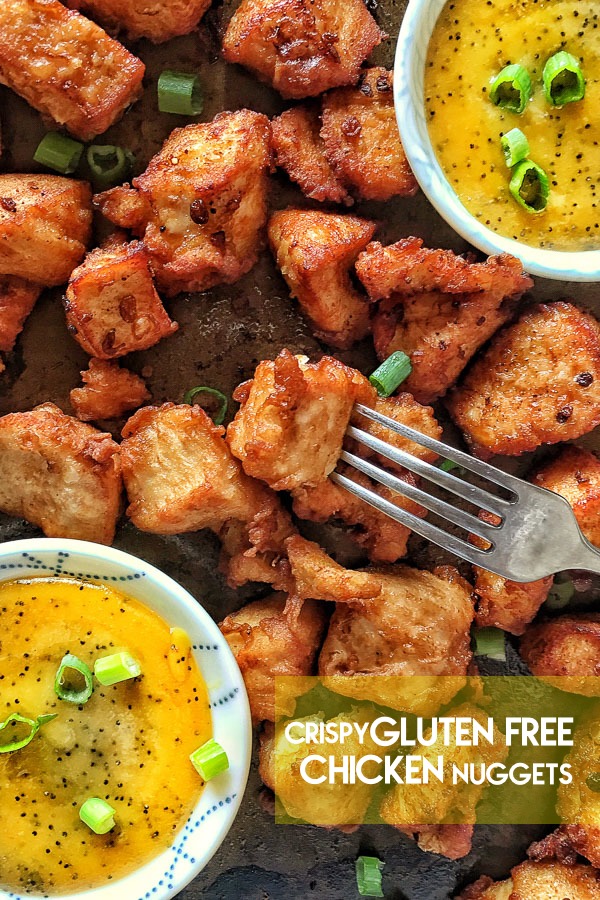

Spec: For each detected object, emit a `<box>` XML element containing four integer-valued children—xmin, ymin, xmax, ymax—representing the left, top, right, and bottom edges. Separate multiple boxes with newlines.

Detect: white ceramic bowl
<box><xmin>394</xmin><ymin>0</ymin><xmax>600</xmax><ymax>282</ymax></box>
<box><xmin>0</xmin><ymin>538</ymin><xmax>252</xmax><ymax>900</ymax></box>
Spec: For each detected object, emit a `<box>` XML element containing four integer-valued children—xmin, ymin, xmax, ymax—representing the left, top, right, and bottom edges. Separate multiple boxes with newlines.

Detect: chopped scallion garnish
<box><xmin>356</xmin><ymin>856</ymin><xmax>384</xmax><ymax>898</ymax></box>
<box><xmin>440</xmin><ymin>459</ymin><xmax>460</xmax><ymax>473</ymax></box>
<box><xmin>158</xmin><ymin>70</ymin><xmax>203</xmax><ymax>116</ymax></box>
<box><xmin>489</xmin><ymin>64</ymin><xmax>531</xmax><ymax>114</ymax></box>
<box><xmin>33</xmin><ymin>132</ymin><xmax>84</xmax><ymax>175</ymax></box>
<box><xmin>190</xmin><ymin>738</ymin><xmax>229</xmax><ymax>781</ymax></box>
<box><xmin>94</xmin><ymin>651</ymin><xmax>141</xmax><ymax>686</ymax></box>
<box><xmin>369</xmin><ymin>352</ymin><xmax>412</xmax><ymax>397</ymax></box>
<box><xmin>87</xmin><ymin>145</ymin><xmax>135</xmax><ymax>188</ymax></box>
<box><xmin>184</xmin><ymin>386</ymin><xmax>228</xmax><ymax>425</ymax></box>
<box><xmin>0</xmin><ymin>712</ymin><xmax>57</xmax><ymax>754</ymax></box>
<box><xmin>500</xmin><ymin>128</ymin><xmax>530</xmax><ymax>168</ymax></box>
<box><xmin>545</xmin><ymin>579</ymin><xmax>574</xmax><ymax>610</ymax></box>
<box><xmin>79</xmin><ymin>797</ymin><xmax>116</xmax><ymax>834</ymax></box>
<box><xmin>55</xmin><ymin>653</ymin><xmax>94</xmax><ymax>704</ymax></box>
<box><xmin>473</xmin><ymin>627</ymin><xmax>506</xmax><ymax>661</ymax></box>
<box><xmin>509</xmin><ymin>160</ymin><xmax>549</xmax><ymax>214</ymax></box>
<box><xmin>543</xmin><ymin>52</ymin><xmax>585</xmax><ymax>107</ymax></box>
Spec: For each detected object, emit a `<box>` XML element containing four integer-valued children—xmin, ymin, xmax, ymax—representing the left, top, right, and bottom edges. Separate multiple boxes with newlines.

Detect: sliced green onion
<box><xmin>94</xmin><ymin>651</ymin><xmax>141</xmax><ymax>686</ymax></box>
<box><xmin>33</xmin><ymin>132</ymin><xmax>83</xmax><ymax>175</ymax></box>
<box><xmin>586</xmin><ymin>773</ymin><xmax>600</xmax><ymax>793</ymax></box>
<box><xmin>509</xmin><ymin>160</ymin><xmax>550</xmax><ymax>214</ymax></box>
<box><xmin>184</xmin><ymin>386</ymin><xmax>228</xmax><ymax>425</ymax></box>
<box><xmin>474</xmin><ymin>627</ymin><xmax>506</xmax><ymax>661</ymax></box>
<box><xmin>158</xmin><ymin>70</ymin><xmax>203</xmax><ymax>116</ymax></box>
<box><xmin>0</xmin><ymin>712</ymin><xmax>57</xmax><ymax>754</ymax></box>
<box><xmin>545</xmin><ymin>579</ymin><xmax>574</xmax><ymax>610</ymax></box>
<box><xmin>369</xmin><ymin>352</ymin><xmax>412</xmax><ymax>397</ymax></box>
<box><xmin>190</xmin><ymin>738</ymin><xmax>229</xmax><ymax>781</ymax></box>
<box><xmin>79</xmin><ymin>797</ymin><xmax>116</xmax><ymax>834</ymax></box>
<box><xmin>500</xmin><ymin>128</ymin><xmax>530</xmax><ymax>168</ymax></box>
<box><xmin>356</xmin><ymin>856</ymin><xmax>384</xmax><ymax>898</ymax></box>
<box><xmin>543</xmin><ymin>52</ymin><xmax>585</xmax><ymax>107</ymax></box>
<box><xmin>440</xmin><ymin>459</ymin><xmax>460</xmax><ymax>473</ymax></box>
<box><xmin>87</xmin><ymin>145</ymin><xmax>135</xmax><ymax>188</ymax></box>
<box><xmin>55</xmin><ymin>653</ymin><xmax>94</xmax><ymax>704</ymax></box>
<box><xmin>489</xmin><ymin>64</ymin><xmax>532</xmax><ymax>114</ymax></box>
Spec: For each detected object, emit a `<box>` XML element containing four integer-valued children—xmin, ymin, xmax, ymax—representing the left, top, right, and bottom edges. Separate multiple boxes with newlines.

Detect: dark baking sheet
<box><xmin>1</xmin><ymin>1</ymin><xmax>599</xmax><ymax>897</ymax></box>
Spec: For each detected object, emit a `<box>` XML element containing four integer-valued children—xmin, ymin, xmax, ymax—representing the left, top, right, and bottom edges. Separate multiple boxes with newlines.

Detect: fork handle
<box><xmin>571</xmin><ymin>538</ymin><xmax>600</xmax><ymax>576</ymax></box>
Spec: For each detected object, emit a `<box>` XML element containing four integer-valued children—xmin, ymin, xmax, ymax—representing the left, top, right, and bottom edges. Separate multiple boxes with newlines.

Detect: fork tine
<box><xmin>347</xmin><ymin>424</ymin><xmax>510</xmax><ymax>518</ymax></box>
<box><xmin>340</xmin><ymin>450</ymin><xmax>499</xmax><ymax>544</ymax></box>
<box><xmin>354</xmin><ymin>403</ymin><xmax>523</xmax><ymax>494</ymax></box>
<box><xmin>330</xmin><ymin>471</ymin><xmax>492</xmax><ymax>567</ymax></box>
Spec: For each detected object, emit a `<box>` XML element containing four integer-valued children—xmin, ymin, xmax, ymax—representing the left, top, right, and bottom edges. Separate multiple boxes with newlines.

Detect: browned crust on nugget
<box><xmin>70</xmin><ymin>359</ymin><xmax>150</xmax><ymax>421</ymax></box>
<box><xmin>456</xmin><ymin>860</ymin><xmax>600</xmax><ymax>899</ymax></box>
<box><xmin>520</xmin><ymin>614</ymin><xmax>600</xmax><ymax>691</ymax></box>
<box><xmin>529</xmin><ymin>825</ymin><xmax>600</xmax><ymax>868</ymax></box>
<box><xmin>0</xmin><ymin>276</ymin><xmax>41</xmax><ymax>352</ymax></box>
<box><xmin>534</xmin><ymin>446</ymin><xmax>600</xmax><ymax>547</ymax></box>
<box><xmin>65</xmin><ymin>0</ymin><xmax>211</xmax><ymax>43</ymax></box>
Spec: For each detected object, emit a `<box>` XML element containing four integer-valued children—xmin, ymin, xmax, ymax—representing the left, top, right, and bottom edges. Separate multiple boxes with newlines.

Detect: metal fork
<box><xmin>331</xmin><ymin>403</ymin><xmax>600</xmax><ymax>582</ymax></box>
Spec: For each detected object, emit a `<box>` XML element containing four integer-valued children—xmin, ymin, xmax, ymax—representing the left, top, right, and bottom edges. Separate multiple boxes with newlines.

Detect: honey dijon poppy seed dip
<box><xmin>425</xmin><ymin>0</ymin><xmax>599</xmax><ymax>250</ymax></box>
<box><xmin>0</xmin><ymin>577</ymin><xmax>213</xmax><ymax>896</ymax></box>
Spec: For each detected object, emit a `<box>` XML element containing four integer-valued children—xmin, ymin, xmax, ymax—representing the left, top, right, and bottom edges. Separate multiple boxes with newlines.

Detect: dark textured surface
<box><xmin>0</xmin><ymin>1</ymin><xmax>599</xmax><ymax>897</ymax></box>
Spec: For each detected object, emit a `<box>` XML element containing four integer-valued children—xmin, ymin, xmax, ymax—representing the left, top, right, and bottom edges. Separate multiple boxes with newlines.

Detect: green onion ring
<box><xmin>509</xmin><ymin>159</ymin><xmax>550</xmax><ymax>214</ymax></box>
<box><xmin>489</xmin><ymin>64</ymin><xmax>532</xmax><ymax>114</ymax></box>
<box><xmin>55</xmin><ymin>653</ymin><xmax>94</xmax><ymax>704</ymax></box>
<box><xmin>0</xmin><ymin>712</ymin><xmax>58</xmax><ymax>753</ymax></box>
<box><xmin>190</xmin><ymin>738</ymin><xmax>229</xmax><ymax>781</ymax></box>
<box><xmin>500</xmin><ymin>128</ymin><xmax>530</xmax><ymax>168</ymax></box>
<box><xmin>87</xmin><ymin>145</ymin><xmax>135</xmax><ymax>188</ymax></box>
<box><xmin>473</xmin><ymin>627</ymin><xmax>506</xmax><ymax>661</ymax></box>
<box><xmin>543</xmin><ymin>51</ymin><xmax>585</xmax><ymax>107</ymax></box>
<box><xmin>356</xmin><ymin>856</ymin><xmax>384</xmax><ymax>897</ymax></box>
<box><xmin>94</xmin><ymin>651</ymin><xmax>141</xmax><ymax>686</ymax></box>
<box><xmin>33</xmin><ymin>132</ymin><xmax>84</xmax><ymax>175</ymax></box>
<box><xmin>158</xmin><ymin>70</ymin><xmax>203</xmax><ymax>116</ymax></box>
<box><xmin>369</xmin><ymin>351</ymin><xmax>412</xmax><ymax>397</ymax></box>
<box><xmin>80</xmin><ymin>797</ymin><xmax>116</xmax><ymax>834</ymax></box>
<box><xmin>183</xmin><ymin>386</ymin><xmax>228</xmax><ymax>425</ymax></box>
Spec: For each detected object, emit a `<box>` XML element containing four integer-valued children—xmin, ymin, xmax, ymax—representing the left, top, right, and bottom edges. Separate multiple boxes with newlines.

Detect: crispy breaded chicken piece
<box><xmin>456</xmin><ymin>860</ymin><xmax>600</xmax><ymax>899</ymax></box>
<box><xmin>318</xmin><ymin>565</ymin><xmax>474</xmax><ymax>715</ymax></box>
<box><xmin>228</xmin><ymin>350</ymin><xmax>375</xmax><ymax>490</ymax></box>
<box><xmin>0</xmin><ymin>1</ymin><xmax>144</xmax><ymax>140</ymax></box>
<box><xmin>222</xmin><ymin>0</ymin><xmax>383</xmax><ymax>99</ymax></box>
<box><xmin>219</xmin><ymin>592</ymin><xmax>327</xmax><ymax>723</ymax></box>
<box><xmin>350</xmin><ymin>394</ymin><xmax>442</xmax><ymax>474</ymax></box>
<box><xmin>520</xmin><ymin>614</ymin><xmax>600</xmax><ymax>695</ymax></box>
<box><xmin>271</xmin><ymin>104</ymin><xmax>351</xmax><ymax>204</ymax></box>
<box><xmin>65</xmin><ymin>0</ymin><xmax>211</xmax><ymax>43</ymax></box>
<box><xmin>0</xmin><ymin>402</ymin><xmax>121</xmax><ymax>543</ymax></box>
<box><xmin>534</xmin><ymin>446</ymin><xmax>600</xmax><ymax>547</ymax></box>
<box><xmin>70</xmin><ymin>359</ymin><xmax>150</xmax><ymax>422</ymax></box>
<box><xmin>0</xmin><ymin>175</ymin><xmax>92</xmax><ymax>286</ymax></box>
<box><xmin>268</xmin><ymin>209</ymin><xmax>376</xmax><ymax>347</ymax></box>
<box><xmin>95</xmin><ymin>111</ymin><xmax>272</xmax><ymax>296</ymax></box>
<box><xmin>448</xmin><ymin>303</ymin><xmax>600</xmax><ymax>457</ymax></box>
<box><xmin>556</xmin><ymin>710</ymin><xmax>600</xmax><ymax>839</ymax></box>
<box><xmin>474</xmin><ymin>569</ymin><xmax>553</xmax><ymax>637</ymax></box>
<box><xmin>320</xmin><ymin>68</ymin><xmax>417</xmax><ymax>202</ymax></box>
<box><xmin>407</xmin><ymin>826</ymin><xmax>475</xmax><ymax>861</ymax></box>
<box><xmin>0</xmin><ymin>277</ymin><xmax>41</xmax><ymax>352</ymax></box>
<box><xmin>65</xmin><ymin>239</ymin><xmax>178</xmax><ymax>358</ymax></box>
<box><xmin>284</xmin><ymin>534</ymin><xmax>382</xmax><ymax>603</ymax></box>
<box><xmin>529</xmin><ymin>825</ymin><xmax>600</xmax><ymax>869</ymax></box>
<box><xmin>357</xmin><ymin>241</ymin><xmax>532</xmax><ymax>404</ymax></box>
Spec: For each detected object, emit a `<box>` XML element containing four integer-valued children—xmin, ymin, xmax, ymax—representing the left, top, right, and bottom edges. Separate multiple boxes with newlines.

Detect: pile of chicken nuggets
<box><xmin>0</xmin><ymin>0</ymin><xmax>600</xmax><ymax>889</ymax></box>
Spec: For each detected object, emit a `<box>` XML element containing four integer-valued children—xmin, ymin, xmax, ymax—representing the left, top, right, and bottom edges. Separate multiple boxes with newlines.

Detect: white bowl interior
<box><xmin>394</xmin><ymin>0</ymin><xmax>600</xmax><ymax>281</ymax></box>
<box><xmin>0</xmin><ymin>538</ymin><xmax>252</xmax><ymax>900</ymax></box>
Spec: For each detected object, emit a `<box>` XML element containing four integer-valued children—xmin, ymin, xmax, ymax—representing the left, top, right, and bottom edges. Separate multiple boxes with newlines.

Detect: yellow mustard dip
<box><xmin>425</xmin><ymin>0</ymin><xmax>599</xmax><ymax>250</ymax></box>
<box><xmin>0</xmin><ymin>577</ymin><xmax>211</xmax><ymax>895</ymax></box>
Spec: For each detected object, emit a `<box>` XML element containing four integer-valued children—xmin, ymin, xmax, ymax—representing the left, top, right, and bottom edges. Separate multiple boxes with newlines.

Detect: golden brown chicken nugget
<box><xmin>70</xmin><ymin>359</ymin><xmax>150</xmax><ymax>422</ymax></box>
<box><xmin>228</xmin><ymin>349</ymin><xmax>375</xmax><ymax>491</ymax></box>
<box><xmin>520</xmin><ymin>614</ymin><xmax>600</xmax><ymax>694</ymax></box>
<box><xmin>350</xmin><ymin>394</ymin><xmax>442</xmax><ymax>474</ymax></box>
<box><xmin>271</xmin><ymin>105</ymin><xmax>351</xmax><ymax>204</ymax></box>
<box><xmin>268</xmin><ymin>209</ymin><xmax>376</xmax><ymax>348</ymax></box>
<box><xmin>96</xmin><ymin>111</ymin><xmax>272</xmax><ymax>296</ymax></box>
<box><xmin>65</xmin><ymin>239</ymin><xmax>178</xmax><ymax>358</ymax></box>
<box><xmin>0</xmin><ymin>402</ymin><xmax>121</xmax><ymax>543</ymax></box>
<box><xmin>448</xmin><ymin>303</ymin><xmax>600</xmax><ymax>457</ymax></box>
<box><xmin>529</xmin><ymin>824</ymin><xmax>600</xmax><ymax>869</ymax></box>
<box><xmin>65</xmin><ymin>0</ymin><xmax>211</xmax><ymax>43</ymax></box>
<box><xmin>557</xmin><ymin>710</ymin><xmax>600</xmax><ymax>833</ymax></box>
<box><xmin>0</xmin><ymin>175</ymin><xmax>92</xmax><ymax>286</ymax></box>
<box><xmin>534</xmin><ymin>446</ymin><xmax>600</xmax><ymax>547</ymax></box>
<box><xmin>222</xmin><ymin>0</ymin><xmax>383</xmax><ymax>99</ymax></box>
<box><xmin>284</xmin><ymin>534</ymin><xmax>382</xmax><ymax>603</ymax></box>
<box><xmin>320</xmin><ymin>68</ymin><xmax>417</xmax><ymax>202</ymax></box>
<box><xmin>456</xmin><ymin>860</ymin><xmax>600</xmax><ymax>900</ymax></box>
<box><xmin>0</xmin><ymin>277</ymin><xmax>41</xmax><ymax>352</ymax></box>
<box><xmin>0</xmin><ymin>0</ymin><xmax>144</xmax><ymax>140</ymax></box>
<box><xmin>121</xmin><ymin>403</ymin><xmax>268</xmax><ymax>534</ymax></box>
<box><xmin>219</xmin><ymin>592</ymin><xmax>328</xmax><ymax>723</ymax></box>
<box><xmin>318</xmin><ymin>565</ymin><xmax>474</xmax><ymax>715</ymax></box>
<box><xmin>474</xmin><ymin>569</ymin><xmax>553</xmax><ymax>636</ymax></box>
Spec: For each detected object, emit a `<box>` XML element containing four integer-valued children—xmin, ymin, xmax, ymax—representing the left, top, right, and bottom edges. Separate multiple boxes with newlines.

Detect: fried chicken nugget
<box><xmin>65</xmin><ymin>0</ymin><xmax>211</xmax><ymax>43</ymax></box>
<box><xmin>65</xmin><ymin>239</ymin><xmax>178</xmax><ymax>358</ymax></box>
<box><xmin>222</xmin><ymin>0</ymin><xmax>383</xmax><ymax>99</ymax></box>
<box><xmin>271</xmin><ymin>105</ymin><xmax>351</xmax><ymax>205</ymax></box>
<box><xmin>456</xmin><ymin>860</ymin><xmax>600</xmax><ymax>900</ymax></box>
<box><xmin>529</xmin><ymin>824</ymin><xmax>600</xmax><ymax>869</ymax></box>
<box><xmin>0</xmin><ymin>175</ymin><xmax>92</xmax><ymax>286</ymax></box>
<box><xmin>0</xmin><ymin>1</ymin><xmax>144</xmax><ymax>141</ymax></box>
<box><xmin>268</xmin><ymin>209</ymin><xmax>376</xmax><ymax>348</ymax></box>
<box><xmin>520</xmin><ymin>614</ymin><xmax>600</xmax><ymax>696</ymax></box>
<box><xmin>0</xmin><ymin>402</ymin><xmax>121</xmax><ymax>543</ymax></box>
<box><xmin>357</xmin><ymin>241</ymin><xmax>532</xmax><ymax>404</ymax></box>
<box><xmin>228</xmin><ymin>350</ymin><xmax>375</xmax><ymax>490</ymax></box>
<box><xmin>95</xmin><ymin>111</ymin><xmax>272</xmax><ymax>296</ymax></box>
<box><xmin>556</xmin><ymin>709</ymin><xmax>600</xmax><ymax>833</ymax></box>
<box><xmin>0</xmin><ymin>276</ymin><xmax>41</xmax><ymax>352</ymax></box>
<box><xmin>350</xmin><ymin>394</ymin><xmax>442</xmax><ymax>474</ymax></box>
<box><xmin>70</xmin><ymin>359</ymin><xmax>150</xmax><ymax>422</ymax></box>
<box><xmin>219</xmin><ymin>592</ymin><xmax>328</xmax><ymax>723</ymax></box>
<box><xmin>318</xmin><ymin>565</ymin><xmax>474</xmax><ymax>716</ymax></box>
<box><xmin>320</xmin><ymin>68</ymin><xmax>417</xmax><ymax>202</ymax></box>
<box><xmin>448</xmin><ymin>303</ymin><xmax>600</xmax><ymax>457</ymax></box>
<box><xmin>284</xmin><ymin>534</ymin><xmax>382</xmax><ymax>603</ymax></box>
